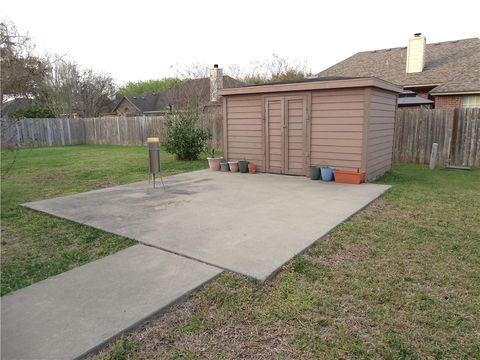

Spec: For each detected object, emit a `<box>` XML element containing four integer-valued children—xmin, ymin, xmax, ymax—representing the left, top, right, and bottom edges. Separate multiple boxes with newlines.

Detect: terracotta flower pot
<box><xmin>207</xmin><ymin>157</ymin><xmax>223</xmax><ymax>171</ymax></box>
<box><xmin>248</xmin><ymin>162</ymin><xmax>256</xmax><ymax>174</ymax></box>
<box><xmin>333</xmin><ymin>169</ymin><xmax>365</xmax><ymax>184</ymax></box>
<box><xmin>228</xmin><ymin>161</ymin><xmax>239</xmax><ymax>172</ymax></box>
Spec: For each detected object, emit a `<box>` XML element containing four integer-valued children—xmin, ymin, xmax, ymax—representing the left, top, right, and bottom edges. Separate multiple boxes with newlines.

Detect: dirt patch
<box><xmin>0</xmin><ymin>234</ymin><xmax>28</xmax><ymax>254</ymax></box>
<box><xmin>32</xmin><ymin>171</ymin><xmax>67</xmax><ymax>182</ymax></box>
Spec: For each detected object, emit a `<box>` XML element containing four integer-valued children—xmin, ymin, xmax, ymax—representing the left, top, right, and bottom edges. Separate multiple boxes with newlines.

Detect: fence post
<box><xmin>449</xmin><ymin>108</ymin><xmax>459</xmax><ymax>164</ymax></box>
<box><xmin>429</xmin><ymin>142</ymin><xmax>438</xmax><ymax>169</ymax></box>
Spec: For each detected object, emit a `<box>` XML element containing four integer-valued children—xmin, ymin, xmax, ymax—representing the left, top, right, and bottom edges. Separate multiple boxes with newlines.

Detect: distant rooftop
<box><xmin>318</xmin><ymin>37</ymin><xmax>480</xmax><ymax>94</ymax></box>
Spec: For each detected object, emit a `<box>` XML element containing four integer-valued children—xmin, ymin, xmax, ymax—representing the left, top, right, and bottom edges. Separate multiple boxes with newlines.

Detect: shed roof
<box><xmin>219</xmin><ymin>77</ymin><xmax>402</xmax><ymax>96</ymax></box>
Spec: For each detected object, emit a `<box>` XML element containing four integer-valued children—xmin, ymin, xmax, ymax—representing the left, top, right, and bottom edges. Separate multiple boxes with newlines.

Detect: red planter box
<box><xmin>333</xmin><ymin>169</ymin><xmax>365</xmax><ymax>184</ymax></box>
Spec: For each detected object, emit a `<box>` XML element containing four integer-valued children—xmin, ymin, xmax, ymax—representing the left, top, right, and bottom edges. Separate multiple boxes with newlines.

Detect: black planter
<box><xmin>238</xmin><ymin>160</ymin><xmax>249</xmax><ymax>173</ymax></box>
<box><xmin>310</xmin><ymin>166</ymin><xmax>320</xmax><ymax>180</ymax></box>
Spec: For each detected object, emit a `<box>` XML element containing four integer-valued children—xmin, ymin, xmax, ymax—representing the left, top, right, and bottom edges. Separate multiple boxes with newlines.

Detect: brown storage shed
<box><xmin>219</xmin><ymin>77</ymin><xmax>402</xmax><ymax>180</ymax></box>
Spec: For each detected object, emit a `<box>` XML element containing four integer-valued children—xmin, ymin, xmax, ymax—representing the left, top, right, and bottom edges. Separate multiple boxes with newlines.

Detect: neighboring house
<box><xmin>1</xmin><ymin>98</ymin><xmax>33</xmax><ymax>117</ymax></box>
<box><xmin>318</xmin><ymin>35</ymin><xmax>480</xmax><ymax>109</ymax></box>
<box><xmin>112</xmin><ymin>65</ymin><xmax>244</xmax><ymax>116</ymax></box>
<box><xmin>111</xmin><ymin>92</ymin><xmax>167</xmax><ymax>116</ymax></box>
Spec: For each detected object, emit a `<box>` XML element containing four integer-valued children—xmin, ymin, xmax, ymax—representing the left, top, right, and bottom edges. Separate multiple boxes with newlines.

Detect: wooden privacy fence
<box><xmin>394</xmin><ymin>108</ymin><xmax>480</xmax><ymax>167</ymax></box>
<box><xmin>2</xmin><ymin>109</ymin><xmax>478</xmax><ymax>166</ymax></box>
<box><xmin>1</xmin><ymin>115</ymin><xmax>223</xmax><ymax>149</ymax></box>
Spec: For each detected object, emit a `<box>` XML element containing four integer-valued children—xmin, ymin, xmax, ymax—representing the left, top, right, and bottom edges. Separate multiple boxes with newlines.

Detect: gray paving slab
<box><xmin>24</xmin><ymin>170</ymin><xmax>389</xmax><ymax>281</ymax></box>
<box><xmin>1</xmin><ymin>245</ymin><xmax>222</xmax><ymax>360</ymax></box>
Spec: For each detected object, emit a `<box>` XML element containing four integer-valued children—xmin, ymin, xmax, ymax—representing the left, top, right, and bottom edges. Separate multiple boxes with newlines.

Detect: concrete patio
<box><xmin>24</xmin><ymin>169</ymin><xmax>389</xmax><ymax>281</ymax></box>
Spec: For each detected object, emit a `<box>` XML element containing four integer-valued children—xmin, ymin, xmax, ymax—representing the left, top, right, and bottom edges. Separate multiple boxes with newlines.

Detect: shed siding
<box><xmin>224</xmin><ymin>83</ymin><xmax>398</xmax><ymax>180</ymax></box>
<box><xmin>366</xmin><ymin>88</ymin><xmax>397</xmax><ymax>179</ymax></box>
<box><xmin>310</xmin><ymin>89</ymin><xmax>365</xmax><ymax>170</ymax></box>
<box><xmin>226</xmin><ymin>95</ymin><xmax>264</xmax><ymax>170</ymax></box>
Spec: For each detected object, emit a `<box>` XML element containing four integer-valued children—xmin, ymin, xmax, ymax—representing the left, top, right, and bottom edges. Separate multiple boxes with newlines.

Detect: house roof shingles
<box><xmin>125</xmin><ymin>93</ymin><xmax>160</xmax><ymax>112</ymax></box>
<box><xmin>430</xmin><ymin>64</ymin><xmax>480</xmax><ymax>94</ymax></box>
<box><xmin>318</xmin><ymin>37</ymin><xmax>480</xmax><ymax>94</ymax></box>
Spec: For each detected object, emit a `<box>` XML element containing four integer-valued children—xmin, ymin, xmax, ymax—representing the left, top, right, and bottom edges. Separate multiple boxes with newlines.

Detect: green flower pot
<box><xmin>220</xmin><ymin>162</ymin><xmax>229</xmax><ymax>172</ymax></box>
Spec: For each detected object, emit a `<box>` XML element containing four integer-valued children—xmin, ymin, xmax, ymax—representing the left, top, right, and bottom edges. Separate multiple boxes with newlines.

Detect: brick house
<box><xmin>112</xmin><ymin>65</ymin><xmax>244</xmax><ymax>116</ymax></box>
<box><xmin>318</xmin><ymin>35</ymin><xmax>480</xmax><ymax>109</ymax></box>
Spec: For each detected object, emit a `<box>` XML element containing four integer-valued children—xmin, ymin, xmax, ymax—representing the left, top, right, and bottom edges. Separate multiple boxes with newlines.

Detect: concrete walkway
<box><xmin>1</xmin><ymin>245</ymin><xmax>221</xmax><ymax>360</ymax></box>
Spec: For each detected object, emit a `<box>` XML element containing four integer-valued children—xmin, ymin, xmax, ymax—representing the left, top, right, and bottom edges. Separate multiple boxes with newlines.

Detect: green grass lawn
<box><xmin>0</xmin><ymin>145</ymin><xmax>209</xmax><ymax>296</ymax></box>
<box><xmin>93</xmin><ymin>165</ymin><xmax>480</xmax><ymax>360</ymax></box>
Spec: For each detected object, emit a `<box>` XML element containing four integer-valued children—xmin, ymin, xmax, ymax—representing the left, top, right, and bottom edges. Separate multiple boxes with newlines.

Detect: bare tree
<box><xmin>0</xmin><ymin>21</ymin><xmax>49</xmax><ymax>175</ymax></box>
<box><xmin>242</xmin><ymin>54</ymin><xmax>312</xmax><ymax>84</ymax></box>
<box><xmin>173</xmin><ymin>54</ymin><xmax>311</xmax><ymax>86</ymax></box>
<box><xmin>173</xmin><ymin>62</ymin><xmax>210</xmax><ymax>80</ymax></box>
<box><xmin>38</xmin><ymin>57</ymin><xmax>80</xmax><ymax>117</ymax></box>
<box><xmin>39</xmin><ymin>56</ymin><xmax>115</xmax><ymax>117</ymax></box>
<box><xmin>78</xmin><ymin>69</ymin><xmax>115</xmax><ymax>117</ymax></box>
<box><xmin>0</xmin><ymin>21</ymin><xmax>48</xmax><ymax>107</ymax></box>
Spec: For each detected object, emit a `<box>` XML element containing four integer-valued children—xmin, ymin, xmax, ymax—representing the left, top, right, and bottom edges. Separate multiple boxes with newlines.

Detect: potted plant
<box><xmin>333</xmin><ymin>168</ymin><xmax>365</xmax><ymax>184</ymax></box>
<box><xmin>320</xmin><ymin>165</ymin><xmax>334</xmax><ymax>181</ymax></box>
<box><xmin>220</xmin><ymin>161</ymin><xmax>229</xmax><ymax>172</ymax></box>
<box><xmin>310</xmin><ymin>165</ymin><xmax>320</xmax><ymax>180</ymax></box>
<box><xmin>238</xmin><ymin>158</ymin><xmax>249</xmax><ymax>173</ymax></box>
<box><xmin>248</xmin><ymin>162</ymin><xmax>257</xmax><ymax>173</ymax></box>
<box><xmin>207</xmin><ymin>149</ymin><xmax>223</xmax><ymax>171</ymax></box>
<box><xmin>228</xmin><ymin>161</ymin><xmax>239</xmax><ymax>172</ymax></box>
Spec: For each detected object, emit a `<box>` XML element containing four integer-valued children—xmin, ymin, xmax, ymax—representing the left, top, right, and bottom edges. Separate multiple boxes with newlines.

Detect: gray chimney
<box><xmin>210</xmin><ymin>64</ymin><xmax>223</xmax><ymax>102</ymax></box>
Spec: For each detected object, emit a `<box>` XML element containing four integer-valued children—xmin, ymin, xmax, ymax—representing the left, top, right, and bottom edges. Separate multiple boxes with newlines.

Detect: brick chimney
<box><xmin>406</xmin><ymin>33</ymin><xmax>426</xmax><ymax>73</ymax></box>
<box><xmin>210</xmin><ymin>64</ymin><xmax>223</xmax><ymax>102</ymax></box>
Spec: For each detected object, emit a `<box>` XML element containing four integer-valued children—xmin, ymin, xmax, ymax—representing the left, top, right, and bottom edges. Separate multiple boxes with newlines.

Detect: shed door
<box><xmin>265</xmin><ymin>97</ymin><xmax>284</xmax><ymax>174</ymax></box>
<box><xmin>265</xmin><ymin>95</ymin><xmax>307</xmax><ymax>175</ymax></box>
<box><xmin>285</xmin><ymin>96</ymin><xmax>307</xmax><ymax>175</ymax></box>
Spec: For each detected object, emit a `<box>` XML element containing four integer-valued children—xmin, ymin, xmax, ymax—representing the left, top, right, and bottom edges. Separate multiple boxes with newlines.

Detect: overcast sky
<box><xmin>2</xmin><ymin>0</ymin><xmax>479</xmax><ymax>85</ymax></box>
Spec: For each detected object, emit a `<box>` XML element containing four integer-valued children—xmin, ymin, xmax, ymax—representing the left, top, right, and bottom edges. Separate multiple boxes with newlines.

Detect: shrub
<box><xmin>9</xmin><ymin>105</ymin><xmax>54</xmax><ymax>119</ymax></box>
<box><xmin>163</xmin><ymin>104</ymin><xmax>211</xmax><ymax>160</ymax></box>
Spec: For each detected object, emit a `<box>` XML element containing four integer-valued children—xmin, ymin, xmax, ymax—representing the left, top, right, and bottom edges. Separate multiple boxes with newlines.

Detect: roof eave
<box><xmin>403</xmin><ymin>83</ymin><xmax>440</xmax><ymax>89</ymax></box>
<box><xmin>219</xmin><ymin>78</ymin><xmax>402</xmax><ymax>96</ymax></box>
<box><xmin>430</xmin><ymin>90</ymin><xmax>480</xmax><ymax>96</ymax></box>
<box><xmin>398</xmin><ymin>98</ymin><xmax>434</xmax><ymax>105</ymax></box>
